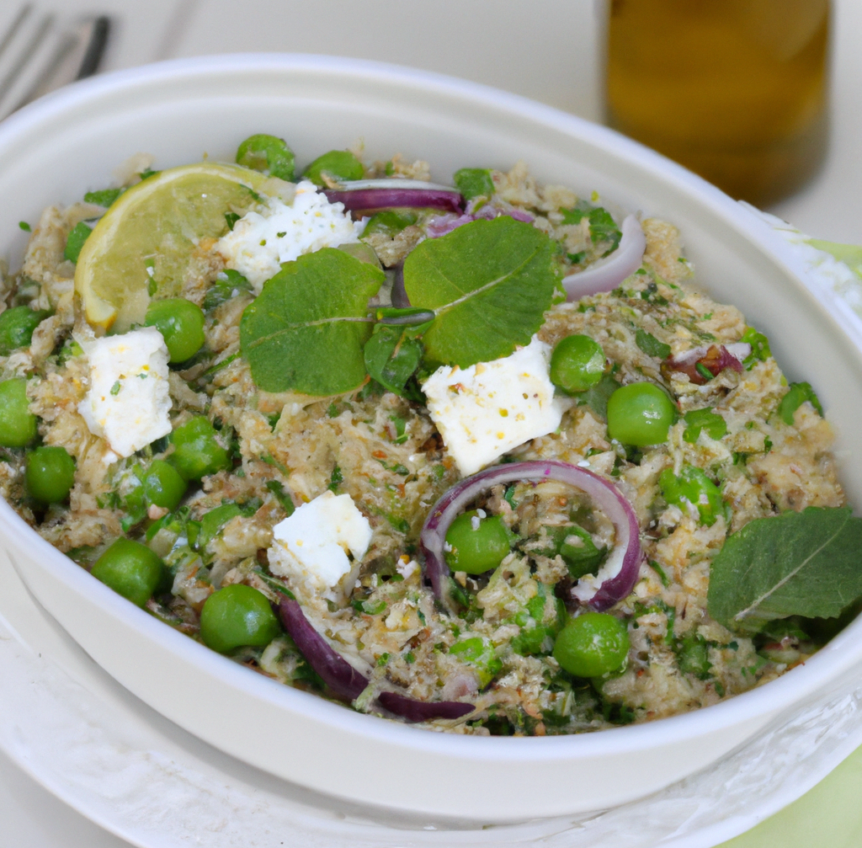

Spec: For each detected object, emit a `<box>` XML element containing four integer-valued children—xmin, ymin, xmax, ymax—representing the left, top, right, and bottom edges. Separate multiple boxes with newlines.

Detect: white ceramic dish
<box><xmin>1</xmin><ymin>54</ymin><xmax>861</xmax><ymax>824</ymax></box>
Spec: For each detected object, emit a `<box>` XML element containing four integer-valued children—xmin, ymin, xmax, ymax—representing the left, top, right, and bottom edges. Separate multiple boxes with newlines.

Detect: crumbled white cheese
<box><xmin>422</xmin><ymin>336</ymin><xmax>569</xmax><ymax>476</ymax></box>
<box><xmin>267</xmin><ymin>491</ymin><xmax>373</xmax><ymax>602</ymax></box>
<box><xmin>214</xmin><ymin>179</ymin><xmax>365</xmax><ymax>292</ymax></box>
<box><xmin>78</xmin><ymin>327</ymin><xmax>172</xmax><ymax>460</ymax></box>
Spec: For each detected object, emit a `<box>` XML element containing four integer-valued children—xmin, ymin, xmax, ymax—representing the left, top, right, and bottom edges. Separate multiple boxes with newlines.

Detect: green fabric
<box><xmin>719</xmin><ymin>742</ymin><xmax>862</xmax><ymax>847</ymax></box>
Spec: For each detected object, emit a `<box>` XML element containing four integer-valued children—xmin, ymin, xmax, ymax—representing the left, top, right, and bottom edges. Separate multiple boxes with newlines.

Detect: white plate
<box><xmin>4</xmin><ymin>535</ymin><xmax>862</xmax><ymax>848</ymax></box>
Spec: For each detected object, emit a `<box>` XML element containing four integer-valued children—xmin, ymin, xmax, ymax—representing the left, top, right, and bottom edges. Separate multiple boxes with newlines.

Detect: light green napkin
<box><xmin>720</xmin><ymin>742</ymin><xmax>862</xmax><ymax>847</ymax></box>
<box><xmin>716</xmin><ymin>214</ymin><xmax>862</xmax><ymax>848</ymax></box>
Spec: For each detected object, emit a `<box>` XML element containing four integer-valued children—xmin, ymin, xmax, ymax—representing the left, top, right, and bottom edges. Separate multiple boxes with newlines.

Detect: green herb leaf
<box><xmin>84</xmin><ymin>187</ymin><xmax>123</xmax><ymax>207</ymax></box>
<box><xmin>265</xmin><ymin>480</ymin><xmax>295</xmax><ymax>516</ymax></box>
<box><xmin>707</xmin><ymin>507</ymin><xmax>862</xmax><ymax>633</ymax></box>
<box><xmin>363</xmin><ymin>309</ymin><xmax>430</xmax><ymax>397</ymax></box>
<box><xmin>453</xmin><ymin>168</ymin><xmax>495</xmax><ymax>201</ymax></box>
<box><xmin>64</xmin><ymin>222</ymin><xmax>92</xmax><ymax>263</ymax></box>
<box><xmin>561</xmin><ymin>203</ymin><xmax>621</xmax><ymax>255</ymax></box>
<box><xmin>363</xmin><ymin>210</ymin><xmax>416</xmax><ymax>237</ymax></box>
<box><xmin>635</xmin><ymin>328</ymin><xmax>671</xmax><ymax>359</ymax></box>
<box><xmin>778</xmin><ymin>381</ymin><xmax>823</xmax><ymax>425</ymax></box>
<box><xmin>403</xmin><ymin>218</ymin><xmax>558</xmax><ymax>367</ymax></box>
<box><xmin>740</xmin><ymin>326</ymin><xmax>771</xmax><ymax>368</ymax></box>
<box><xmin>240</xmin><ymin>249</ymin><xmax>383</xmax><ymax>395</ymax></box>
<box><xmin>577</xmin><ymin>371</ymin><xmax>619</xmax><ymax>420</ymax></box>
<box><xmin>204</xmin><ymin>269</ymin><xmax>253</xmax><ymax>311</ymax></box>
<box><xmin>683</xmin><ymin>407</ymin><xmax>727</xmax><ymax>443</ymax></box>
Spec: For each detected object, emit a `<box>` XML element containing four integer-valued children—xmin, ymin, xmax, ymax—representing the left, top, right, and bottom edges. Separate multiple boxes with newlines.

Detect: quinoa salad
<box><xmin>1</xmin><ymin>134</ymin><xmax>861</xmax><ymax>737</ymax></box>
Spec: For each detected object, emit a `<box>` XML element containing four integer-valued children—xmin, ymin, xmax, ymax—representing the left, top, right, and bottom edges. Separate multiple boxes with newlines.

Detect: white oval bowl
<box><xmin>0</xmin><ymin>54</ymin><xmax>860</xmax><ymax>824</ymax></box>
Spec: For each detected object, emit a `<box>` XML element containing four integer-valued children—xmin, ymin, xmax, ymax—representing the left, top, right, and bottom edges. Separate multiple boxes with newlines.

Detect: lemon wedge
<box><xmin>75</xmin><ymin>162</ymin><xmax>271</xmax><ymax>331</ymax></box>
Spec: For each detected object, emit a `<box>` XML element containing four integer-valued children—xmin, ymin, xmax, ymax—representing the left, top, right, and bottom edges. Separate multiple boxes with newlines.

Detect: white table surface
<box><xmin>1</xmin><ymin>1</ymin><xmax>860</xmax><ymax>845</ymax></box>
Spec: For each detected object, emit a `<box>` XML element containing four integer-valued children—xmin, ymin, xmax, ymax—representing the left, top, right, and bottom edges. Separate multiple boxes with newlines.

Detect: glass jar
<box><xmin>605</xmin><ymin>0</ymin><xmax>830</xmax><ymax>206</ymax></box>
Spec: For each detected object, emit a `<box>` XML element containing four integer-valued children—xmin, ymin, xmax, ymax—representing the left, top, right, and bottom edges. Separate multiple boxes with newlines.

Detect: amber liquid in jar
<box><xmin>605</xmin><ymin>0</ymin><xmax>830</xmax><ymax>206</ymax></box>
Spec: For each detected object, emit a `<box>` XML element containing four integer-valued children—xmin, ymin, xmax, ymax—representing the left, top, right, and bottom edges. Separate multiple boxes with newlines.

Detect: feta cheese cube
<box><xmin>78</xmin><ymin>327</ymin><xmax>172</xmax><ymax>460</ymax></box>
<box><xmin>268</xmin><ymin>491</ymin><xmax>373</xmax><ymax>602</ymax></box>
<box><xmin>422</xmin><ymin>336</ymin><xmax>569</xmax><ymax>476</ymax></box>
<box><xmin>214</xmin><ymin>179</ymin><xmax>366</xmax><ymax>292</ymax></box>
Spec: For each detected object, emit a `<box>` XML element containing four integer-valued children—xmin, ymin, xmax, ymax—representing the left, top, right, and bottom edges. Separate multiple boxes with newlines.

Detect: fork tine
<box><xmin>0</xmin><ymin>11</ymin><xmax>53</xmax><ymax>102</ymax></box>
<box><xmin>0</xmin><ymin>5</ymin><xmax>33</xmax><ymax>62</ymax></box>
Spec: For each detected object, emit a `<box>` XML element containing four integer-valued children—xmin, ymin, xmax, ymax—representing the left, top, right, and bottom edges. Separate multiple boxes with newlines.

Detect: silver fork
<box><xmin>0</xmin><ymin>5</ymin><xmax>110</xmax><ymax>121</ymax></box>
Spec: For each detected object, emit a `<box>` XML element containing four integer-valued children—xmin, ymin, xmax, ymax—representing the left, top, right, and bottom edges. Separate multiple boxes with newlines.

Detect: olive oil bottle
<box><xmin>605</xmin><ymin>0</ymin><xmax>830</xmax><ymax>206</ymax></box>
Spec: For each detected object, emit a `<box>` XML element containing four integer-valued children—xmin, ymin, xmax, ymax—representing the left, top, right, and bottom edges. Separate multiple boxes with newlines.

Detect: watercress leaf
<box><xmin>240</xmin><ymin>249</ymin><xmax>383</xmax><ymax>395</ymax></box>
<box><xmin>403</xmin><ymin>217</ymin><xmax>558</xmax><ymax>367</ymax></box>
<box><xmin>453</xmin><ymin>168</ymin><xmax>495</xmax><ymax>201</ymax></box>
<box><xmin>683</xmin><ymin>407</ymin><xmax>727</xmax><ymax>443</ymax></box>
<box><xmin>576</xmin><ymin>372</ymin><xmax>619</xmax><ymax>420</ymax></box>
<box><xmin>635</xmin><ymin>328</ymin><xmax>671</xmax><ymax>359</ymax></box>
<box><xmin>707</xmin><ymin>507</ymin><xmax>862</xmax><ymax>633</ymax></box>
<box><xmin>778</xmin><ymin>381</ymin><xmax>823</xmax><ymax>425</ymax></box>
<box><xmin>363</xmin><ymin>324</ymin><xmax>426</xmax><ymax>396</ymax></box>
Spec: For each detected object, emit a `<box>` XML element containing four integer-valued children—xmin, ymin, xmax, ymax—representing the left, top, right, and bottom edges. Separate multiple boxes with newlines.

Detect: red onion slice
<box><xmin>561</xmin><ymin>215</ymin><xmax>646</xmax><ymax>302</ymax></box>
<box><xmin>278</xmin><ymin>598</ymin><xmax>475</xmax><ymax>721</ymax></box>
<box><xmin>664</xmin><ymin>343</ymin><xmax>750</xmax><ymax>384</ymax></box>
<box><xmin>279</xmin><ymin>598</ymin><xmax>368</xmax><ymax>701</ymax></box>
<box><xmin>378</xmin><ymin>691</ymin><xmax>474</xmax><ymax>721</ymax></box>
<box><xmin>420</xmin><ymin>460</ymin><xmax>641</xmax><ymax>611</ymax></box>
<box><xmin>323</xmin><ymin>179</ymin><xmax>464</xmax><ymax>215</ymax></box>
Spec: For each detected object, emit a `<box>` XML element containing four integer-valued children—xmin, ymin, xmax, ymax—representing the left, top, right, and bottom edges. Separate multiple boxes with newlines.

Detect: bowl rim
<box><xmin>0</xmin><ymin>51</ymin><xmax>859</xmax><ymax>764</ymax></box>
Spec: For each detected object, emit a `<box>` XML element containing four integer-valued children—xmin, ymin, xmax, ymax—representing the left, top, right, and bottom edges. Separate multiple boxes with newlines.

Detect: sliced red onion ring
<box><xmin>378</xmin><ymin>691</ymin><xmax>474</xmax><ymax>721</ymax></box>
<box><xmin>279</xmin><ymin>598</ymin><xmax>368</xmax><ymax>701</ymax></box>
<box><xmin>278</xmin><ymin>598</ymin><xmax>474</xmax><ymax>721</ymax></box>
<box><xmin>323</xmin><ymin>179</ymin><xmax>464</xmax><ymax>215</ymax></box>
<box><xmin>561</xmin><ymin>215</ymin><xmax>646</xmax><ymax>302</ymax></box>
<box><xmin>420</xmin><ymin>460</ymin><xmax>641</xmax><ymax>612</ymax></box>
<box><xmin>426</xmin><ymin>213</ymin><xmax>474</xmax><ymax>238</ymax></box>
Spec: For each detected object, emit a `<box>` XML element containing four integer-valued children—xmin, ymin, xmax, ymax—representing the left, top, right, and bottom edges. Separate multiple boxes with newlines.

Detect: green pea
<box><xmin>606</xmin><ymin>382</ymin><xmax>676</xmax><ymax>446</ymax></box>
<box><xmin>169</xmin><ymin>416</ymin><xmax>231</xmax><ymax>481</ymax></box>
<box><xmin>453</xmin><ymin>168</ymin><xmax>495</xmax><ymax>201</ymax></box>
<box><xmin>25</xmin><ymin>446</ymin><xmax>76</xmax><ymax>504</ymax></box>
<box><xmin>236</xmin><ymin>133</ymin><xmax>295</xmax><ymax>182</ymax></box>
<box><xmin>303</xmin><ymin>150</ymin><xmax>364</xmax><ymax>186</ymax></box>
<box><xmin>550</xmin><ymin>334</ymin><xmax>605</xmax><ymax>394</ymax></box>
<box><xmin>445</xmin><ymin>510</ymin><xmax>512</xmax><ymax>575</ymax></box>
<box><xmin>0</xmin><ymin>378</ymin><xmax>37</xmax><ymax>448</ymax></box>
<box><xmin>659</xmin><ymin>465</ymin><xmax>725</xmax><ymax>526</ymax></box>
<box><xmin>145</xmin><ymin>298</ymin><xmax>206</xmax><ymax>363</ymax></box>
<box><xmin>141</xmin><ymin>459</ymin><xmax>187</xmax><ymax>510</ymax></box>
<box><xmin>91</xmin><ymin>538</ymin><xmax>167</xmax><ymax>607</ymax></box>
<box><xmin>200</xmin><ymin>584</ymin><xmax>281</xmax><ymax>653</ymax></box>
<box><xmin>0</xmin><ymin>306</ymin><xmax>50</xmax><ymax>355</ymax></box>
<box><xmin>552</xmin><ymin>612</ymin><xmax>630</xmax><ymax>678</ymax></box>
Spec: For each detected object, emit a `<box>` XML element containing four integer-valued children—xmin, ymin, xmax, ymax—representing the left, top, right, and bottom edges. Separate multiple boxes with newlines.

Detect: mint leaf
<box><xmin>778</xmin><ymin>381</ymin><xmax>823</xmax><ymax>425</ymax></box>
<box><xmin>635</xmin><ymin>328</ymin><xmax>671</xmax><ymax>359</ymax></box>
<box><xmin>364</xmin><ymin>323</ymin><xmax>425</xmax><ymax>397</ymax></box>
<box><xmin>561</xmin><ymin>203</ymin><xmax>621</xmax><ymax>255</ymax></box>
<box><xmin>707</xmin><ymin>507</ymin><xmax>862</xmax><ymax>633</ymax></box>
<box><xmin>453</xmin><ymin>168</ymin><xmax>495</xmax><ymax>201</ymax></box>
<box><xmin>403</xmin><ymin>218</ymin><xmax>558</xmax><ymax>367</ymax></box>
<box><xmin>64</xmin><ymin>221</ymin><xmax>92</xmax><ymax>263</ymax></box>
<box><xmin>240</xmin><ymin>249</ymin><xmax>383</xmax><ymax>395</ymax></box>
<box><xmin>683</xmin><ymin>407</ymin><xmax>727</xmax><ymax>443</ymax></box>
<box><xmin>84</xmin><ymin>187</ymin><xmax>123</xmax><ymax>207</ymax></box>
